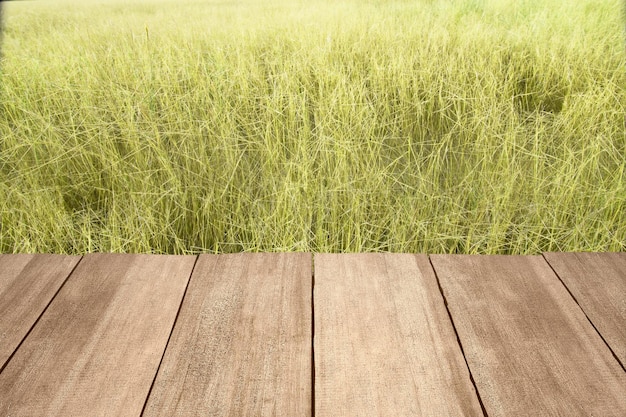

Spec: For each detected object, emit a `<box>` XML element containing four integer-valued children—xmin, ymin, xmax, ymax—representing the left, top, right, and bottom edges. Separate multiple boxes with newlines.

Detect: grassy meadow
<box><xmin>0</xmin><ymin>0</ymin><xmax>624</xmax><ymax>254</ymax></box>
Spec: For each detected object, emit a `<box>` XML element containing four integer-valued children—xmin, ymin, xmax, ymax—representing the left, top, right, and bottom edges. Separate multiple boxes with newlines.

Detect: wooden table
<box><xmin>1</xmin><ymin>252</ymin><xmax>624</xmax><ymax>416</ymax></box>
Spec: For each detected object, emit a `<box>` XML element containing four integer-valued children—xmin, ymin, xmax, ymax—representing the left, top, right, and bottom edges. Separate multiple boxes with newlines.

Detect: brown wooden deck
<box><xmin>0</xmin><ymin>253</ymin><xmax>624</xmax><ymax>416</ymax></box>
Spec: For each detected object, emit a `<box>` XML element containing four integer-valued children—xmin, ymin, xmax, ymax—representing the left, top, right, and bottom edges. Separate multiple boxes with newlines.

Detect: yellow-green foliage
<box><xmin>1</xmin><ymin>0</ymin><xmax>624</xmax><ymax>253</ymax></box>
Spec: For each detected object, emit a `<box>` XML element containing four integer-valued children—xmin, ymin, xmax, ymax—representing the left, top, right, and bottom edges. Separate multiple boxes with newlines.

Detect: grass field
<box><xmin>0</xmin><ymin>0</ymin><xmax>624</xmax><ymax>254</ymax></box>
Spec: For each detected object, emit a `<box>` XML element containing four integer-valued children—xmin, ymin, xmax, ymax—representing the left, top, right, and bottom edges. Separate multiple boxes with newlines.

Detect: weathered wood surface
<box><xmin>1</xmin><ymin>252</ymin><xmax>624</xmax><ymax>416</ymax></box>
<box><xmin>314</xmin><ymin>253</ymin><xmax>484</xmax><ymax>417</ymax></box>
<box><xmin>144</xmin><ymin>253</ymin><xmax>312</xmax><ymax>417</ymax></box>
<box><xmin>430</xmin><ymin>255</ymin><xmax>626</xmax><ymax>417</ymax></box>
<box><xmin>0</xmin><ymin>253</ymin><xmax>195</xmax><ymax>417</ymax></box>
<box><xmin>0</xmin><ymin>254</ymin><xmax>80</xmax><ymax>370</ymax></box>
<box><xmin>544</xmin><ymin>252</ymin><xmax>626</xmax><ymax>367</ymax></box>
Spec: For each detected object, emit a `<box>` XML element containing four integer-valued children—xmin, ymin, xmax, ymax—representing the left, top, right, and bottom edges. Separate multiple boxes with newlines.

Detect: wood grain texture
<box><xmin>143</xmin><ymin>253</ymin><xmax>312</xmax><ymax>417</ymax></box>
<box><xmin>314</xmin><ymin>253</ymin><xmax>484</xmax><ymax>417</ymax></box>
<box><xmin>430</xmin><ymin>255</ymin><xmax>626</xmax><ymax>417</ymax></box>
<box><xmin>0</xmin><ymin>253</ymin><xmax>195</xmax><ymax>417</ymax></box>
<box><xmin>0</xmin><ymin>254</ymin><xmax>80</xmax><ymax>370</ymax></box>
<box><xmin>543</xmin><ymin>252</ymin><xmax>626</xmax><ymax>366</ymax></box>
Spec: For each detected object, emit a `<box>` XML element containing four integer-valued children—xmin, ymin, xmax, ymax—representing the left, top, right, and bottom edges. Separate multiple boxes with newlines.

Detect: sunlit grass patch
<box><xmin>1</xmin><ymin>0</ymin><xmax>624</xmax><ymax>254</ymax></box>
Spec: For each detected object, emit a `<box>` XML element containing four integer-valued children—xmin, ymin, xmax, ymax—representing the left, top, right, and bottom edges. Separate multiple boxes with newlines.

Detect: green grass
<box><xmin>1</xmin><ymin>0</ymin><xmax>624</xmax><ymax>254</ymax></box>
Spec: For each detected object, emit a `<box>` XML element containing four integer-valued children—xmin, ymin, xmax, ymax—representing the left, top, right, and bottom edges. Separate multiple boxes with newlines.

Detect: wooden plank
<box><xmin>0</xmin><ymin>253</ymin><xmax>195</xmax><ymax>417</ymax></box>
<box><xmin>143</xmin><ymin>253</ymin><xmax>312</xmax><ymax>417</ymax></box>
<box><xmin>0</xmin><ymin>254</ymin><xmax>80</xmax><ymax>370</ymax></box>
<box><xmin>430</xmin><ymin>255</ymin><xmax>626</xmax><ymax>417</ymax></box>
<box><xmin>544</xmin><ymin>252</ymin><xmax>626</xmax><ymax>366</ymax></box>
<box><xmin>314</xmin><ymin>253</ymin><xmax>484</xmax><ymax>417</ymax></box>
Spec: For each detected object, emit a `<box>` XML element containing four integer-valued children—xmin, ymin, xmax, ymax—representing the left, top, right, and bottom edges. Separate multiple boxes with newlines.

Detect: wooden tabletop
<box><xmin>0</xmin><ymin>252</ymin><xmax>624</xmax><ymax>416</ymax></box>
